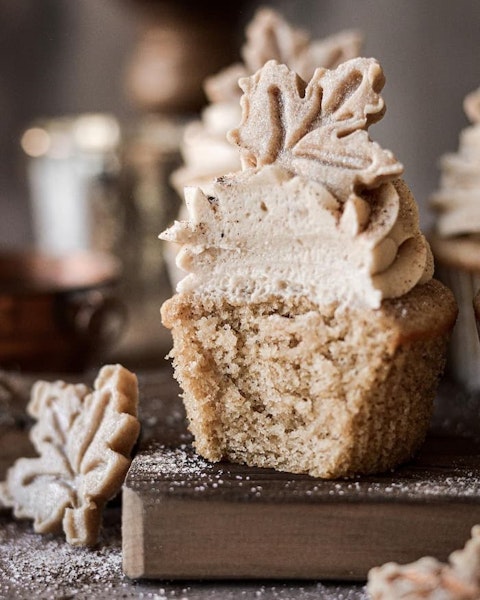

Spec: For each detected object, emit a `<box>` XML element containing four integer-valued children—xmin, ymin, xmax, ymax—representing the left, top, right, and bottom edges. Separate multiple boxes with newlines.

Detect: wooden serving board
<box><xmin>122</xmin><ymin>372</ymin><xmax>480</xmax><ymax>581</ymax></box>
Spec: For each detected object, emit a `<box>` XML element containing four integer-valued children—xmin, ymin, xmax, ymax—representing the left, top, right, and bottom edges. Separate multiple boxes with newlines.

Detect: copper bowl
<box><xmin>0</xmin><ymin>251</ymin><xmax>125</xmax><ymax>372</ymax></box>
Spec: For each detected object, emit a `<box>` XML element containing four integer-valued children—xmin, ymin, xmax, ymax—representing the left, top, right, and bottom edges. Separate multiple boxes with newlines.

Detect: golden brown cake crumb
<box><xmin>162</xmin><ymin>281</ymin><xmax>456</xmax><ymax>478</ymax></box>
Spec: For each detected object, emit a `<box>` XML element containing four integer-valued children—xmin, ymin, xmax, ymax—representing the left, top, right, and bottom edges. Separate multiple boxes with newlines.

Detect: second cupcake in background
<box><xmin>430</xmin><ymin>89</ymin><xmax>480</xmax><ymax>391</ymax></box>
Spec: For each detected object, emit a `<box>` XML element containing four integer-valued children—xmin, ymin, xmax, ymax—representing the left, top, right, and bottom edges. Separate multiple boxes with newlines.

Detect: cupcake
<box><xmin>430</xmin><ymin>88</ymin><xmax>480</xmax><ymax>390</ymax></box>
<box><xmin>161</xmin><ymin>58</ymin><xmax>457</xmax><ymax>479</ymax></box>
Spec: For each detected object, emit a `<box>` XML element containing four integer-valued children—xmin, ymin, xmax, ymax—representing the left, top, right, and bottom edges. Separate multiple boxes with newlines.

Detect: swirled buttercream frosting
<box><xmin>162</xmin><ymin>59</ymin><xmax>433</xmax><ymax>309</ymax></box>
<box><xmin>170</xmin><ymin>8</ymin><xmax>362</xmax><ymax>194</ymax></box>
<box><xmin>431</xmin><ymin>88</ymin><xmax>480</xmax><ymax>237</ymax></box>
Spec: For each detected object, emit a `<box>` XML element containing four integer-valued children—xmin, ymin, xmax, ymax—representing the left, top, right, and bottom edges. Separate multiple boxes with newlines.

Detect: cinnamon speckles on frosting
<box><xmin>162</xmin><ymin>59</ymin><xmax>433</xmax><ymax>309</ymax></box>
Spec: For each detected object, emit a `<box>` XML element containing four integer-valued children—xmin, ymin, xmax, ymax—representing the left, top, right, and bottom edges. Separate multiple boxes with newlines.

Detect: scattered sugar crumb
<box><xmin>130</xmin><ymin>443</ymin><xmax>215</xmax><ymax>478</ymax></box>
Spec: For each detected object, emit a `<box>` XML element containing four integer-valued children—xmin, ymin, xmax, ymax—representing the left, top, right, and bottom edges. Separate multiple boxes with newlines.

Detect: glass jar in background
<box><xmin>21</xmin><ymin>114</ymin><xmax>125</xmax><ymax>257</ymax></box>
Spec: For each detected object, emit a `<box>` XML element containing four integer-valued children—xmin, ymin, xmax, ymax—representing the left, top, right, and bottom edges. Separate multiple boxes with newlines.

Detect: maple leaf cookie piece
<box><xmin>228</xmin><ymin>58</ymin><xmax>403</xmax><ymax>199</ymax></box>
<box><xmin>367</xmin><ymin>526</ymin><xmax>480</xmax><ymax>599</ymax></box>
<box><xmin>0</xmin><ymin>364</ymin><xmax>140</xmax><ymax>546</ymax></box>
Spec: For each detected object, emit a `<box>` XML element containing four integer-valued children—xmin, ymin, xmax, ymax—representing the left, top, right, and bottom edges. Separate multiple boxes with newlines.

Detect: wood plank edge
<box><xmin>122</xmin><ymin>486</ymin><xmax>145</xmax><ymax>578</ymax></box>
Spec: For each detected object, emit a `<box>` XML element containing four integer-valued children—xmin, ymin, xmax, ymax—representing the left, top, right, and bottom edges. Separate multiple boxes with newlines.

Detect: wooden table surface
<box><xmin>1</xmin><ymin>368</ymin><xmax>479</xmax><ymax>599</ymax></box>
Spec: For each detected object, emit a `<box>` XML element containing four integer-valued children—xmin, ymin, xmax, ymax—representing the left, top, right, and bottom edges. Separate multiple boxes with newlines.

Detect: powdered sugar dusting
<box><xmin>0</xmin><ymin>512</ymin><xmax>124</xmax><ymax>599</ymax></box>
<box><xmin>126</xmin><ymin>438</ymin><xmax>480</xmax><ymax>504</ymax></box>
<box><xmin>131</xmin><ymin>443</ymin><xmax>214</xmax><ymax>478</ymax></box>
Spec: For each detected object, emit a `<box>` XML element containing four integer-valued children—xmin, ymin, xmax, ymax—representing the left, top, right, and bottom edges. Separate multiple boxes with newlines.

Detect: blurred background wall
<box><xmin>0</xmin><ymin>0</ymin><xmax>137</xmax><ymax>247</ymax></box>
<box><xmin>1</xmin><ymin>0</ymin><xmax>480</xmax><ymax>248</ymax></box>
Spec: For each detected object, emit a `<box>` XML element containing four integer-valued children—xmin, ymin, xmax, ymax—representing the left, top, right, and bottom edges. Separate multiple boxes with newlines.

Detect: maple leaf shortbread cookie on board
<box><xmin>0</xmin><ymin>364</ymin><xmax>140</xmax><ymax>546</ymax></box>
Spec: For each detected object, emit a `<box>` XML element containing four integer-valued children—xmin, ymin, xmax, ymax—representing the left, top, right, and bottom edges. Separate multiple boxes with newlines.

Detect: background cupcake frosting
<box><xmin>431</xmin><ymin>88</ymin><xmax>480</xmax><ymax>237</ymax></box>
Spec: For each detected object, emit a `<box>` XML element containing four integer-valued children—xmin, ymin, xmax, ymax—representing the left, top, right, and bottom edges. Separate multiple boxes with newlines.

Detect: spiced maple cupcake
<box><xmin>161</xmin><ymin>59</ymin><xmax>457</xmax><ymax>479</ymax></box>
<box><xmin>430</xmin><ymin>88</ymin><xmax>480</xmax><ymax>390</ymax></box>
